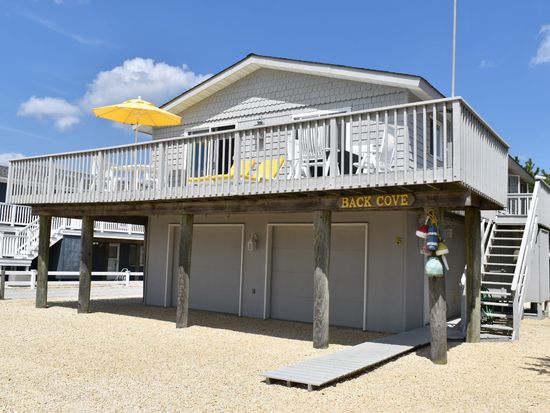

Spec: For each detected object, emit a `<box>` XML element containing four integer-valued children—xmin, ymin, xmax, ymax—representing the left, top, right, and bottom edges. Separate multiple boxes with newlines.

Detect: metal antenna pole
<box><xmin>452</xmin><ymin>0</ymin><xmax>457</xmax><ymax>97</ymax></box>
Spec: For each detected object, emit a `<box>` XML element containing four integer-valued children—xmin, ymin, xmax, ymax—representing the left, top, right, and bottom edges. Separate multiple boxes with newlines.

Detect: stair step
<box><xmin>486</xmin><ymin>253</ymin><xmax>518</xmax><ymax>257</ymax></box>
<box><xmin>482</xmin><ymin>271</ymin><xmax>515</xmax><ymax>276</ymax></box>
<box><xmin>481</xmin><ymin>281</ymin><xmax>513</xmax><ymax>286</ymax></box>
<box><xmin>481</xmin><ymin>301</ymin><xmax>513</xmax><ymax>307</ymax></box>
<box><xmin>488</xmin><ymin>245</ymin><xmax>520</xmax><ymax>249</ymax></box>
<box><xmin>482</xmin><ymin>291</ymin><xmax>512</xmax><ymax>297</ymax></box>
<box><xmin>481</xmin><ymin>324</ymin><xmax>514</xmax><ymax>332</ymax></box>
<box><xmin>484</xmin><ymin>262</ymin><xmax>517</xmax><ymax>266</ymax></box>
<box><xmin>491</xmin><ymin>237</ymin><xmax>523</xmax><ymax>241</ymax></box>
<box><xmin>486</xmin><ymin>313</ymin><xmax>513</xmax><ymax>319</ymax></box>
<box><xmin>494</xmin><ymin>229</ymin><xmax>524</xmax><ymax>232</ymax></box>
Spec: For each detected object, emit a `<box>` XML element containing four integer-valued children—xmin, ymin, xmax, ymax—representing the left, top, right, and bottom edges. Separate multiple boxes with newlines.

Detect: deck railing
<box><xmin>7</xmin><ymin>97</ymin><xmax>509</xmax><ymax>207</ymax></box>
<box><xmin>0</xmin><ymin>203</ymin><xmax>35</xmax><ymax>226</ymax></box>
<box><xmin>505</xmin><ymin>193</ymin><xmax>532</xmax><ymax>216</ymax></box>
<box><xmin>510</xmin><ymin>178</ymin><xmax>550</xmax><ymax>339</ymax></box>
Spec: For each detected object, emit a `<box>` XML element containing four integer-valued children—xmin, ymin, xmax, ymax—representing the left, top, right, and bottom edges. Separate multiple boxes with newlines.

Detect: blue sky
<box><xmin>1</xmin><ymin>0</ymin><xmax>550</xmax><ymax>169</ymax></box>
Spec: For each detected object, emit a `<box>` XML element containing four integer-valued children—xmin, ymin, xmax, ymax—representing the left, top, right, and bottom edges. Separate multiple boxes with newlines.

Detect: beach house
<box><xmin>6</xmin><ymin>55</ymin><xmax>549</xmax><ymax>343</ymax></box>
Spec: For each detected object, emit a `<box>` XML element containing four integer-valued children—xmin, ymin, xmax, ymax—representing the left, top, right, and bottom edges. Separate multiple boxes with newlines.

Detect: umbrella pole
<box><xmin>135</xmin><ymin>124</ymin><xmax>139</xmax><ymax>144</ymax></box>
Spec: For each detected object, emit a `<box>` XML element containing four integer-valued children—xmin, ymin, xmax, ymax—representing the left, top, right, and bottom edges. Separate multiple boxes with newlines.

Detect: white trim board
<box><xmin>263</xmin><ymin>222</ymin><xmax>369</xmax><ymax>331</ymax></box>
<box><xmin>163</xmin><ymin>223</ymin><xmax>245</xmax><ymax>316</ymax></box>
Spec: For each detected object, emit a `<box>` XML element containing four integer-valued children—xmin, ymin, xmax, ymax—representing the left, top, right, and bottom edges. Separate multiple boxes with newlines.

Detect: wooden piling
<box><xmin>313</xmin><ymin>210</ymin><xmax>331</xmax><ymax>349</ymax></box>
<box><xmin>36</xmin><ymin>214</ymin><xmax>51</xmax><ymax>308</ymax></box>
<box><xmin>428</xmin><ymin>208</ymin><xmax>447</xmax><ymax>364</ymax></box>
<box><xmin>0</xmin><ymin>267</ymin><xmax>5</xmax><ymax>300</ymax></box>
<box><xmin>176</xmin><ymin>214</ymin><xmax>194</xmax><ymax>328</ymax></box>
<box><xmin>465</xmin><ymin>207</ymin><xmax>481</xmax><ymax>342</ymax></box>
<box><xmin>78</xmin><ymin>216</ymin><xmax>94</xmax><ymax>313</ymax></box>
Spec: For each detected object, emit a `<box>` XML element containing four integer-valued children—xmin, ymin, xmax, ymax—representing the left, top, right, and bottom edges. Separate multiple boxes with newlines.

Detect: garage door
<box><xmin>270</xmin><ymin>224</ymin><xmax>366</xmax><ymax>328</ymax></box>
<box><xmin>170</xmin><ymin>225</ymin><xmax>243</xmax><ymax>314</ymax></box>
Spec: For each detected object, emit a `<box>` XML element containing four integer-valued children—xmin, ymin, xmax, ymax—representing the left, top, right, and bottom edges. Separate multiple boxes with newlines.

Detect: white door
<box><xmin>107</xmin><ymin>243</ymin><xmax>120</xmax><ymax>272</ymax></box>
<box><xmin>269</xmin><ymin>224</ymin><xmax>367</xmax><ymax>328</ymax></box>
<box><xmin>170</xmin><ymin>225</ymin><xmax>243</xmax><ymax>315</ymax></box>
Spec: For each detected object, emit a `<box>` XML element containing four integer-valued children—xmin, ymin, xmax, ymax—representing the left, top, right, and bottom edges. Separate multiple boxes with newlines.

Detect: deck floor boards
<box><xmin>263</xmin><ymin>325</ymin><xmax>433</xmax><ymax>389</ymax></box>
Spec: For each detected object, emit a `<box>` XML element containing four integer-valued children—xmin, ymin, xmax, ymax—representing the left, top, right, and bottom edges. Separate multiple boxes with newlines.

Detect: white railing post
<box><xmin>451</xmin><ymin>99</ymin><xmax>462</xmax><ymax>181</ymax></box>
<box><xmin>157</xmin><ymin>143</ymin><xmax>165</xmax><ymax>198</ymax></box>
<box><xmin>233</xmin><ymin>132</ymin><xmax>241</xmax><ymax>189</ymax></box>
<box><xmin>329</xmin><ymin>118</ymin><xmax>338</xmax><ymax>182</ymax></box>
<box><xmin>126</xmin><ymin>270</ymin><xmax>131</xmax><ymax>287</ymax></box>
<box><xmin>46</xmin><ymin>157</ymin><xmax>54</xmax><ymax>202</ymax></box>
<box><xmin>10</xmin><ymin>205</ymin><xmax>16</xmax><ymax>226</ymax></box>
<box><xmin>30</xmin><ymin>269</ymin><xmax>37</xmax><ymax>290</ymax></box>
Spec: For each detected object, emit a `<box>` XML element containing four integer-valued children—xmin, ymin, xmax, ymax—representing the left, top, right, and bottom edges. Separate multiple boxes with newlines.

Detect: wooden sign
<box><xmin>339</xmin><ymin>193</ymin><xmax>415</xmax><ymax>209</ymax></box>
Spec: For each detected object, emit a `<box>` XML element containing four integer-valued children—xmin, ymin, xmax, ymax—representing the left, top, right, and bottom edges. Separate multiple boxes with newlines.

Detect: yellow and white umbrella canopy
<box><xmin>92</xmin><ymin>97</ymin><xmax>181</xmax><ymax>143</ymax></box>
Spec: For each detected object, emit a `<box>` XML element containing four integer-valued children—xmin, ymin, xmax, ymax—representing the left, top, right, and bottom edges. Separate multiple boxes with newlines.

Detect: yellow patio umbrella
<box><xmin>92</xmin><ymin>96</ymin><xmax>181</xmax><ymax>143</ymax></box>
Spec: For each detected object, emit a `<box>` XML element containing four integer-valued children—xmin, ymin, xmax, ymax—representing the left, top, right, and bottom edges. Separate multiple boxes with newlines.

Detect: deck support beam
<box><xmin>465</xmin><ymin>207</ymin><xmax>482</xmax><ymax>342</ymax></box>
<box><xmin>313</xmin><ymin>210</ymin><xmax>331</xmax><ymax>349</ymax></box>
<box><xmin>428</xmin><ymin>208</ymin><xmax>447</xmax><ymax>364</ymax></box>
<box><xmin>0</xmin><ymin>267</ymin><xmax>5</xmax><ymax>300</ymax></box>
<box><xmin>36</xmin><ymin>214</ymin><xmax>51</xmax><ymax>308</ymax></box>
<box><xmin>176</xmin><ymin>213</ymin><xmax>194</xmax><ymax>328</ymax></box>
<box><xmin>78</xmin><ymin>216</ymin><xmax>94</xmax><ymax>313</ymax></box>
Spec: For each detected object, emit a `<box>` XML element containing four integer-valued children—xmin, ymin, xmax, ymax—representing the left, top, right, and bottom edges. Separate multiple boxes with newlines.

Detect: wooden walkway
<box><xmin>263</xmin><ymin>326</ymin><xmax>433</xmax><ymax>391</ymax></box>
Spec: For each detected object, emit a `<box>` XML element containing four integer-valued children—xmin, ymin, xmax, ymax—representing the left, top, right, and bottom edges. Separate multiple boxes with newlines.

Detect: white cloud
<box><xmin>531</xmin><ymin>24</ymin><xmax>550</xmax><ymax>66</ymax></box>
<box><xmin>18</xmin><ymin>58</ymin><xmax>211</xmax><ymax>131</ymax></box>
<box><xmin>478</xmin><ymin>59</ymin><xmax>495</xmax><ymax>69</ymax></box>
<box><xmin>81</xmin><ymin>58</ymin><xmax>211</xmax><ymax>108</ymax></box>
<box><xmin>0</xmin><ymin>152</ymin><xmax>25</xmax><ymax>166</ymax></box>
<box><xmin>17</xmin><ymin>96</ymin><xmax>81</xmax><ymax>131</ymax></box>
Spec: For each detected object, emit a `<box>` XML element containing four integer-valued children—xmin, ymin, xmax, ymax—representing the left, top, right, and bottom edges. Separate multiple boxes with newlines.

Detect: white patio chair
<box><xmin>286</xmin><ymin>127</ymin><xmax>331</xmax><ymax>178</ymax></box>
<box><xmin>353</xmin><ymin>126</ymin><xmax>396</xmax><ymax>173</ymax></box>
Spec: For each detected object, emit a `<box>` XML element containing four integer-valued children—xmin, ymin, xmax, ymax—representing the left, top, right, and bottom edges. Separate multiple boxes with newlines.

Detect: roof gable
<box><xmin>162</xmin><ymin>54</ymin><xmax>444</xmax><ymax>115</ymax></box>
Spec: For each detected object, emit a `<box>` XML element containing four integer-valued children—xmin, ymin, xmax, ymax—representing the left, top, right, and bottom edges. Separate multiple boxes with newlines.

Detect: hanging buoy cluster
<box><xmin>417</xmin><ymin>209</ymin><xmax>450</xmax><ymax>277</ymax></box>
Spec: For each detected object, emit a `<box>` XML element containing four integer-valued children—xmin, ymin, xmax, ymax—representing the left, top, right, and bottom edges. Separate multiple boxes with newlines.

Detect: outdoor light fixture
<box><xmin>247</xmin><ymin>233</ymin><xmax>258</xmax><ymax>252</ymax></box>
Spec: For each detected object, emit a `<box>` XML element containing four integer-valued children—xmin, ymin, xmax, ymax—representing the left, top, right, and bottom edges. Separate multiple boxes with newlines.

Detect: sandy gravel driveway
<box><xmin>0</xmin><ymin>297</ymin><xmax>549</xmax><ymax>412</ymax></box>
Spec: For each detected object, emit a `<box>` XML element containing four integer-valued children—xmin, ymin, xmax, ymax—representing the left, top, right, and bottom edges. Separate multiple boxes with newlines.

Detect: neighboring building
<box><xmin>0</xmin><ymin>165</ymin><xmax>144</xmax><ymax>277</ymax></box>
<box><xmin>6</xmin><ymin>55</ymin><xmax>549</xmax><ymax>342</ymax></box>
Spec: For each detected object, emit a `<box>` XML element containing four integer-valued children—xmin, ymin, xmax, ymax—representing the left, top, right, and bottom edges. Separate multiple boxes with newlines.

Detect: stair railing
<box><xmin>511</xmin><ymin>180</ymin><xmax>541</xmax><ymax>340</ymax></box>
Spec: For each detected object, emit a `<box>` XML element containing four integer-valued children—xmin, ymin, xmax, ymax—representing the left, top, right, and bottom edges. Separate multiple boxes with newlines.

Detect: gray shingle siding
<box><xmin>153</xmin><ymin>68</ymin><xmax>410</xmax><ymax>140</ymax></box>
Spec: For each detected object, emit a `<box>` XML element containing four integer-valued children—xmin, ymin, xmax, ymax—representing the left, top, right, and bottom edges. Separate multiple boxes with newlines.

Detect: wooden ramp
<box><xmin>263</xmin><ymin>326</ymin><xmax>432</xmax><ymax>391</ymax></box>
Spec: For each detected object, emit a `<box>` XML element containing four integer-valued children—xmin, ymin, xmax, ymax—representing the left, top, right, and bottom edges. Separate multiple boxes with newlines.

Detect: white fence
<box><xmin>0</xmin><ymin>203</ymin><xmax>34</xmax><ymax>226</ymax></box>
<box><xmin>7</xmin><ymin>97</ymin><xmax>509</xmax><ymax>207</ymax></box>
<box><xmin>5</xmin><ymin>269</ymin><xmax>143</xmax><ymax>289</ymax></box>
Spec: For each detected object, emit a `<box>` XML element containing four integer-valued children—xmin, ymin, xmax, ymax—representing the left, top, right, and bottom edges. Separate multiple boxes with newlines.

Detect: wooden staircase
<box><xmin>480</xmin><ymin>217</ymin><xmax>526</xmax><ymax>339</ymax></box>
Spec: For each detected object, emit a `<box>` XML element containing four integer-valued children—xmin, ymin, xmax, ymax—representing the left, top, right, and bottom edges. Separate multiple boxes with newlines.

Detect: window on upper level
<box><xmin>428</xmin><ymin>120</ymin><xmax>444</xmax><ymax>162</ymax></box>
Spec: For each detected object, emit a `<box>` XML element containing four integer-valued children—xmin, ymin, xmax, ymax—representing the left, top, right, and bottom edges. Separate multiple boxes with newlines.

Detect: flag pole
<box><xmin>452</xmin><ymin>0</ymin><xmax>457</xmax><ymax>97</ymax></box>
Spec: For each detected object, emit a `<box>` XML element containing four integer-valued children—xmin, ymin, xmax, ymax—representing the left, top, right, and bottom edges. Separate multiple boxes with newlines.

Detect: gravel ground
<box><xmin>0</xmin><ymin>298</ymin><xmax>549</xmax><ymax>413</ymax></box>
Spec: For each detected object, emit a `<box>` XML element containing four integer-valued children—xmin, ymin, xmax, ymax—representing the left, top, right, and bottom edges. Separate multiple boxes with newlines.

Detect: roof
<box><xmin>508</xmin><ymin>156</ymin><xmax>535</xmax><ymax>184</ymax></box>
<box><xmin>161</xmin><ymin>54</ymin><xmax>445</xmax><ymax>115</ymax></box>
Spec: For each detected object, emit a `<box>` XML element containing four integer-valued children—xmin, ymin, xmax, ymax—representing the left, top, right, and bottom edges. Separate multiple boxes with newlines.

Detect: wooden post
<box><xmin>465</xmin><ymin>207</ymin><xmax>481</xmax><ymax>342</ymax></box>
<box><xmin>78</xmin><ymin>216</ymin><xmax>94</xmax><ymax>313</ymax></box>
<box><xmin>36</xmin><ymin>214</ymin><xmax>51</xmax><ymax>308</ymax></box>
<box><xmin>313</xmin><ymin>210</ymin><xmax>331</xmax><ymax>349</ymax></box>
<box><xmin>0</xmin><ymin>267</ymin><xmax>5</xmax><ymax>300</ymax></box>
<box><xmin>176</xmin><ymin>214</ymin><xmax>194</xmax><ymax>328</ymax></box>
<box><xmin>428</xmin><ymin>208</ymin><xmax>447</xmax><ymax>364</ymax></box>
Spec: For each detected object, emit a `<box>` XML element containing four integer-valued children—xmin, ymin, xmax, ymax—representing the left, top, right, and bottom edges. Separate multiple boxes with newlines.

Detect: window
<box><xmin>428</xmin><ymin>120</ymin><xmax>444</xmax><ymax>161</ymax></box>
<box><xmin>129</xmin><ymin>244</ymin><xmax>145</xmax><ymax>271</ymax></box>
<box><xmin>508</xmin><ymin>175</ymin><xmax>519</xmax><ymax>193</ymax></box>
<box><xmin>185</xmin><ymin>123</ymin><xmax>236</xmax><ymax>136</ymax></box>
